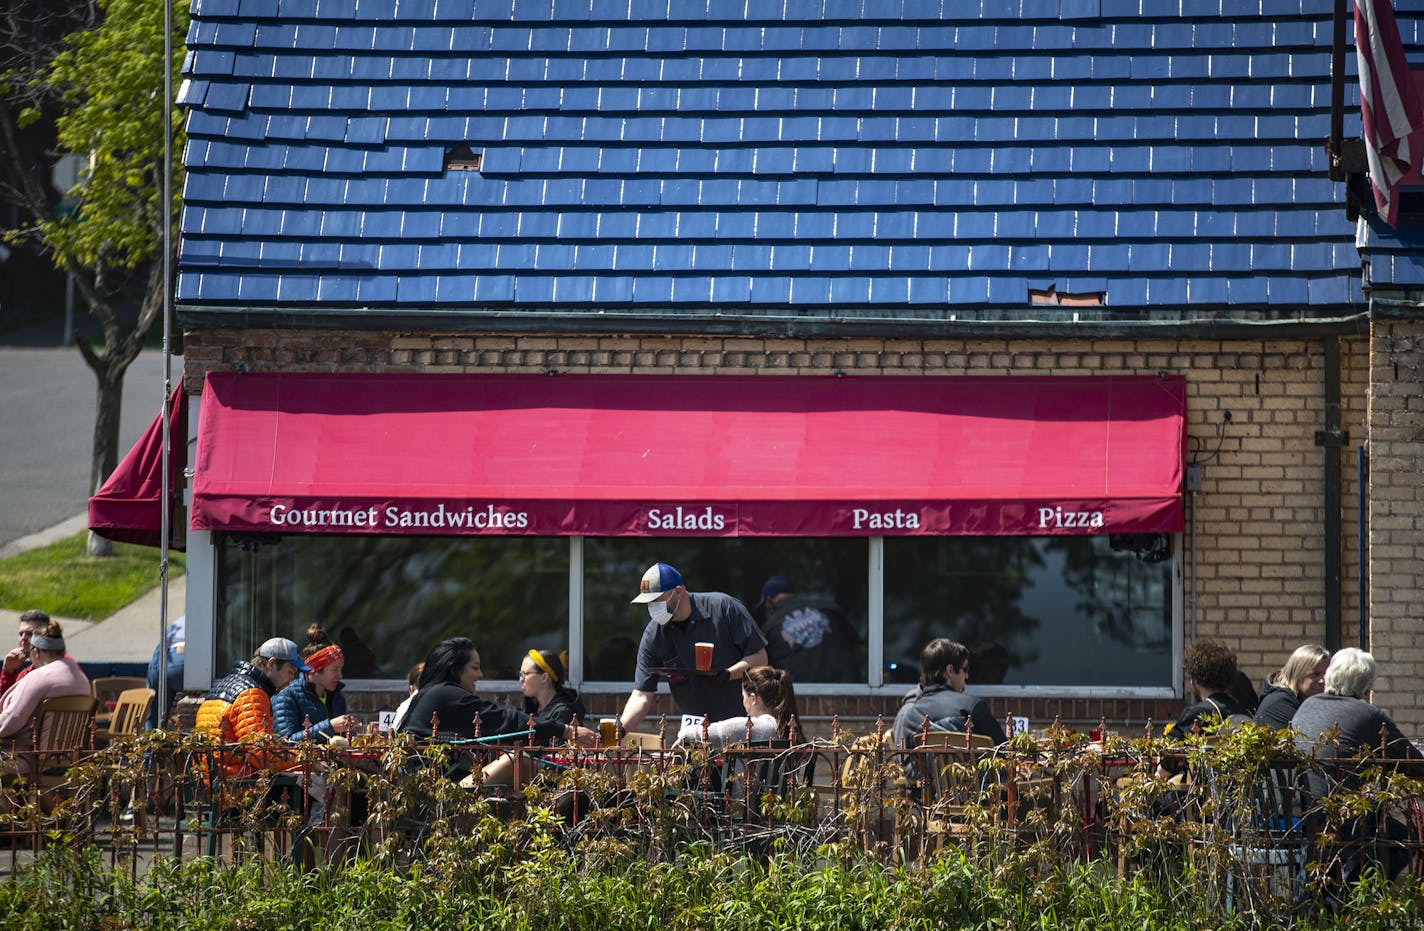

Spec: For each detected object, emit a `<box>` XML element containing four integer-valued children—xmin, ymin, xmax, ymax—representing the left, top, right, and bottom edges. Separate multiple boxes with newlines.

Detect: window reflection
<box><xmin>883</xmin><ymin>536</ymin><xmax>1172</xmax><ymax>687</ymax></box>
<box><xmin>215</xmin><ymin>534</ymin><xmax>569</xmax><ymax>680</ymax></box>
<box><xmin>581</xmin><ymin>538</ymin><xmax>869</xmax><ymax>683</ymax></box>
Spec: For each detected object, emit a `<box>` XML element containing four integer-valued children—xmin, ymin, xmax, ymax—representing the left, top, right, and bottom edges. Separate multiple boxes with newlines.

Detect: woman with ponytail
<box><xmin>676</xmin><ymin>665</ymin><xmax>799</xmax><ymax>746</ymax></box>
<box><xmin>472</xmin><ymin>648</ymin><xmax>592</xmax><ymax>787</ymax></box>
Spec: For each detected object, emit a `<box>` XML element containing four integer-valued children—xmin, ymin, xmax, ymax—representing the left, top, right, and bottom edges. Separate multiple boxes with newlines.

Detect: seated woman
<box><xmin>397</xmin><ymin>637</ymin><xmax>591</xmax><ymax>781</ymax></box>
<box><xmin>0</xmin><ymin>621</ymin><xmax>90</xmax><ymax>743</ymax></box>
<box><xmin>476</xmin><ymin>649</ymin><xmax>589</xmax><ymax>786</ymax></box>
<box><xmin>1291</xmin><ymin>648</ymin><xmax>1422</xmax><ymax>882</ymax></box>
<box><xmin>1254</xmin><ymin>643</ymin><xmax>1329</xmax><ymax>730</ymax></box>
<box><xmin>675</xmin><ymin>665</ymin><xmax>798</xmax><ymax>746</ymax></box>
<box><xmin>892</xmin><ymin>638</ymin><xmax>1007</xmax><ymax>749</ymax></box>
<box><xmin>272</xmin><ymin>626</ymin><xmax>357</xmax><ymax>743</ymax></box>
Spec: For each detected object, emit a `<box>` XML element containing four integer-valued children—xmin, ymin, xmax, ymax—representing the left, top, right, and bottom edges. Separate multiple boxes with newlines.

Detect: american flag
<box><xmin>1357</xmin><ymin>0</ymin><xmax>1424</xmax><ymax>227</ymax></box>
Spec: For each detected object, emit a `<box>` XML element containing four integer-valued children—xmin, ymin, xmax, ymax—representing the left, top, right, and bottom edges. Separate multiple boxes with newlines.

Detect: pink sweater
<box><xmin>0</xmin><ymin>657</ymin><xmax>90</xmax><ymax>740</ymax></box>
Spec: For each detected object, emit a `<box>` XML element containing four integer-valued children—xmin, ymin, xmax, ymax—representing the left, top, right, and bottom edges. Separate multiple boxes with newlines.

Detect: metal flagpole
<box><xmin>157</xmin><ymin>0</ymin><xmax>175</xmax><ymax>730</ymax></box>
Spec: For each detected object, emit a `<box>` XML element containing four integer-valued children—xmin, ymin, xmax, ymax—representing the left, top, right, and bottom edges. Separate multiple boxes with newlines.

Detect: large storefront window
<box><xmin>214</xmin><ymin>532</ymin><xmax>1173</xmax><ymax>690</ymax></box>
<box><xmin>581</xmin><ymin>538</ymin><xmax>870</xmax><ymax>683</ymax></box>
<box><xmin>215</xmin><ymin>534</ymin><xmax>570</xmax><ymax>680</ymax></box>
<box><xmin>883</xmin><ymin>536</ymin><xmax>1174</xmax><ymax>688</ymax></box>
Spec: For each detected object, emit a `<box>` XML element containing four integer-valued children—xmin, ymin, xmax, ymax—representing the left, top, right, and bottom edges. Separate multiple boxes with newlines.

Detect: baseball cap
<box><xmin>757</xmin><ymin>575</ymin><xmax>792</xmax><ymax>608</ymax></box>
<box><xmin>256</xmin><ymin>637</ymin><xmax>311</xmax><ymax>672</ymax></box>
<box><xmin>631</xmin><ymin>563</ymin><xmax>684</xmax><ymax>604</ymax></box>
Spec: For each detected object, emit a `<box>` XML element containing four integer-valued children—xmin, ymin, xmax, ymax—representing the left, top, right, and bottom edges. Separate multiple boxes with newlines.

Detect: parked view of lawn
<box><xmin>0</xmin><ymin>531</ymin><xmax>183</xmax><ymax>619</ymax></box>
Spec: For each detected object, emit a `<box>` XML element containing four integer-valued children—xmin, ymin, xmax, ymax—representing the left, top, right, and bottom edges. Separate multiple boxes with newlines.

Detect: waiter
<box><xmin>619</xmin><ymin>563</ymin><xmax>768</xmax><ymax>731</ymax></box>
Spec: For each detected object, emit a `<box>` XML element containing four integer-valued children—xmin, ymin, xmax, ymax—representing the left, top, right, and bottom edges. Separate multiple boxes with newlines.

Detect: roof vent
<box><xmin>444</xmin><ymin>144</ymin><xmax>483</xmax><ymax>172</ymax></box>
<box><xmin>1029</xmin><ymin>285</ymin><xmax>1106</xmax><ymax>307</ymax></box>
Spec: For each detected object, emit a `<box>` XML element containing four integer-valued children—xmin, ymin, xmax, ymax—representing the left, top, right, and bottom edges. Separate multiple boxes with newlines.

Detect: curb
<box><xmin>0</xmin><ymin>511</ymin><xmax>90</xmax><ymax>561</ymax></box>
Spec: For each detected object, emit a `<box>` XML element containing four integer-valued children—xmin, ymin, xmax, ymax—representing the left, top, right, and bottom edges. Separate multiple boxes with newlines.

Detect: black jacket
<box><xmin>1254</xmin><ymin>682</ymin><xmax>1300</xmax><ymax>730</ymax></box>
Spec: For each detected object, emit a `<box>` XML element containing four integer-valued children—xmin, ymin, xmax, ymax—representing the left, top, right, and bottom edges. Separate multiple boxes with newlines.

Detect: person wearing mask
<box><xmin>1254</xmin><ymin>644</ymin><xmax>1329</xmax><ymax>730</ymax></box>
<box><xmin>892</xmin><ymin>638</ymin><xmax>1008</xmax><ymax>749</ymax></box>
<box><xmin>620</xmin><ymin>563</ymin><xmax>768</xmax><ymax>732</ymax></box>
<box><xmin>271</xmin><ymin>627</ymin><xmax>357</xmax><ymax>743</ymax></box>
<box><xmin>0</xmin><ymin>620</ymin><xmax>90</xmax><ymax>741</ymax></box>
<box><xmin>398</xmin><ymin>638</ymin><xmax>592</xmax><ymax>781</ymax></box>
<box><xmin>476</xmin><ymin>649</ymin><xmax>589</xmax><ymax>786</ymax></box>
<box><xmin>676</xmin><ymin>665</ymin><xmax>799</xmax><ymax>747</ymax></box>
<box><xmin>194</xmin><ymin>637</ymin><xmax>307</xmax><ymax>776</ymax></box>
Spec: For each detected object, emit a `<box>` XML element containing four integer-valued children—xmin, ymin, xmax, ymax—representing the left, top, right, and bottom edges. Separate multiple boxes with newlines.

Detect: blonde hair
<box><xmin>1269</xmin><ymin>644</ymin><xmax>1330</xmax><ymax>698</ymax></box>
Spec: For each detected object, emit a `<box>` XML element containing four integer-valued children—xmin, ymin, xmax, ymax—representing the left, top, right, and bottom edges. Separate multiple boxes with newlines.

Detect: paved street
<box><xmin>0</xmin><ymin>342</ymin><xmax>172</xmax><ymax>547</ymax></box>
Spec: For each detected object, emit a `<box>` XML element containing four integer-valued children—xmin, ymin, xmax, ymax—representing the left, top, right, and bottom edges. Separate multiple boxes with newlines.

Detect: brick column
<box><xmin>1368</xmin><ymin>317</ymin><xmax>1424</xmax><ymax>737</ymax></box>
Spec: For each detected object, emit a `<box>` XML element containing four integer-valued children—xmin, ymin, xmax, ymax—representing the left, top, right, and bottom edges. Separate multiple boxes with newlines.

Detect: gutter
<box><xmin>176</xmin><ymin>305</ymin><xmax>1372</xmax><ymax>341</ymax></box>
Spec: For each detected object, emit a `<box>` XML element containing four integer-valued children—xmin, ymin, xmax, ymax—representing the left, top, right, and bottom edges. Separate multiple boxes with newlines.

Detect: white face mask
<box><xmin>648</xmin><ymin>593</ymin><xmax>676</xmax><ymax>626</ymax></box>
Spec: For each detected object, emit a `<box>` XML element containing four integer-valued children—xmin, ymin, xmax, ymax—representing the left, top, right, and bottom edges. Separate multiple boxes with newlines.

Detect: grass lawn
<box><xmin>0</xmin><ymin>531</ymin><xmax>184</xmax><ymax>620</ymax></box>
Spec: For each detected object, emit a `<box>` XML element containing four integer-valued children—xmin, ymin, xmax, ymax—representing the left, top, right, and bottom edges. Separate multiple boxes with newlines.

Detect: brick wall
<box><xmin>1368</xmin><ymin>318</ymin><xmax>1424</xmax><ymax>735</ymax></box>
<box><xmin>185</xmin><ymin>327</ymin><xmax>1367</xmax><ymax>734</ymax></box>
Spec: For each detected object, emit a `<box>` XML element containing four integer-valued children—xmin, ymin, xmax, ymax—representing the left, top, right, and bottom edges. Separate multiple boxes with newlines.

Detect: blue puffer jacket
<box><xmin>271</xmin><ymin>678</ymin><xmax>348</xmax><ymax>742</ymax></box>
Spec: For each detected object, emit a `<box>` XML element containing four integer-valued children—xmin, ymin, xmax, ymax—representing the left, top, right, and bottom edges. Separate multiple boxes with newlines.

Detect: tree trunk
<box><xmin>85</xmin><ymin>356</ymin><xmax>124</xmax><ymax>556</ymax></box>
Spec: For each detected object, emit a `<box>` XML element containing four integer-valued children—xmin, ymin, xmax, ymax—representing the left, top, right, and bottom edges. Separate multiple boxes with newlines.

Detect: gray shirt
<box><xmin>1290</xmin><ymin>692</ymin><xmax>1422</xmax><ymax>761</ymax></box>
<box><xmin>633</xmin><ymin>590</ymin><xmax>768</xmax><ymax>722</ymax></box>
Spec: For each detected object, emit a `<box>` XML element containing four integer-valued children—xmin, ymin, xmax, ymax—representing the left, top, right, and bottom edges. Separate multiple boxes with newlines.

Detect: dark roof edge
<box><xmin>176</xmin><ymin>305</ymin><xmax>1371</xmax><ymax>341</ymax></box>
<box><xmin>1368</xmin><ymin>294</ymin><xmax>1424</xmax><ymax>318</ymax></box>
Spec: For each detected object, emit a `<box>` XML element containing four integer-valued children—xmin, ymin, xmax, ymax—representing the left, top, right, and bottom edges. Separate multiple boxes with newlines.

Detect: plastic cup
<box><xmin>599</xmin><ymin>718</ymin><xmax>618</xmax><ymax>747</ymax></box>
<box><xmin>695</xmin><ymin>642</ymin><xmax>714</xmax><ymax>672</ymax></box>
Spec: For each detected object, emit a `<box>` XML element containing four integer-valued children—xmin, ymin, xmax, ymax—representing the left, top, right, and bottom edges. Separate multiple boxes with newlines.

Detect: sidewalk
<box><xmin>0</xmin><ymin>511</ymin><xmax>184</xmax><ymax>664</ymax></box>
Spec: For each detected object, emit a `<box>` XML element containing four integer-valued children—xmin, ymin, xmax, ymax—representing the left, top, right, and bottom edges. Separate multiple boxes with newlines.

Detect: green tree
<box><xmin>0</xmin><ymin>0</ymin><xmax>186</xmax><ymax>554</ymax></box>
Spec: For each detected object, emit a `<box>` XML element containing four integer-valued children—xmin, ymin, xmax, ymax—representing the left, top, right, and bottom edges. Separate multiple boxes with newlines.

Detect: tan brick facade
<box><xmin>1369</xmin><ymin>319</ymin><xmax>1424</xmax><ymax>736</ymax></box>
<box><xmin>185</xmin><ymin>327</ymin><xmax>1371</xmax><ymax>734</ymax></box>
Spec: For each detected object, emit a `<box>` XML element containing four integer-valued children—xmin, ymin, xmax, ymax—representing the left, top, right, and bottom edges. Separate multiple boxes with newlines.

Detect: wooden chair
<box><xmin>913</xmin><ymin>731</ymin><xmax>996</xmax><ymax>848</ymax></box>
<box><xmin>99</xmin><ymin>688</ymin><xmax>154</xmax><ymax>748</ymax></box>
<box><xmin>619</xmin><ymin>731</ymin><xmax>666</xmax><ymax>750</ymax></box>
<box><xmin>91</xmin><ymin>677</ymin><xmax>146</xmax><ymax>730</ymax></box>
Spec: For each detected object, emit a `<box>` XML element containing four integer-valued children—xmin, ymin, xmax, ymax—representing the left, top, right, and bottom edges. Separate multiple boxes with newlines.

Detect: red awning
<box><xmin>192</xmin><ymin>372</ymin><xmax>1185</xmax><ymax>537</ymax></box>
<box><xmin>88</xmin><ymin>387</ymin><xmax>188</xmax><ymax>549</ymax></box>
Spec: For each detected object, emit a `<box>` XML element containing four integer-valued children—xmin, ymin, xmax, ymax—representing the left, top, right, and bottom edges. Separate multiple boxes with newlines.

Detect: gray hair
<box><xmin>1323</xmin><ymin>647</ymin><xmax>1377</xmax><ymax>699</ymax></box>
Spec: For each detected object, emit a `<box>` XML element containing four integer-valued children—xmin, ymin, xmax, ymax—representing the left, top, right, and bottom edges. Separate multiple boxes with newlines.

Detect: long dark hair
<box><xmin>418</xmin><ymin>637</ymin><xmax>475</xmax><ymax>690</ymax></box>
<box><xmin>742</xmin><ymin>666</ymin><xmax>798</xmax><ymax>739</ymax></box>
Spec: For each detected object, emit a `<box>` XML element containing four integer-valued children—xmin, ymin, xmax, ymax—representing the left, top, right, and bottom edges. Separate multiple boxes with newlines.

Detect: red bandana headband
<box><xmin>305</xmin><ymin>644</ymin><xmax>343</xmax><ymax>672</ymax></box>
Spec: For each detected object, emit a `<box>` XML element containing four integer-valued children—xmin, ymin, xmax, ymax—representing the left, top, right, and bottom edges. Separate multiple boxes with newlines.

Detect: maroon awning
<box><xmin>88</xmin><ymin>387</ymin><xmax>188</xmax><ymax>549</ymax></box>
<box><xmin>191</xmin><ymin>372</ymin><xmax>1185</xmax><ymax>538</ymax></box>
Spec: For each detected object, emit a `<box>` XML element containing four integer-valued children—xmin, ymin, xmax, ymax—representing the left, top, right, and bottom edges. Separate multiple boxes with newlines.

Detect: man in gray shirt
<box><xmin>619</xmin><ymin>563</ymin><xmax>768</xmax><ymax>731</ymax></box>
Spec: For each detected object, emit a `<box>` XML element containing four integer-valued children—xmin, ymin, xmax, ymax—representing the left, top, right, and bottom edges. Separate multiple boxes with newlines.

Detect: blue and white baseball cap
<box><xmin>631</xmin><ymin>563</ymin><xmax>684</xmax><ymax>603</ymax></box>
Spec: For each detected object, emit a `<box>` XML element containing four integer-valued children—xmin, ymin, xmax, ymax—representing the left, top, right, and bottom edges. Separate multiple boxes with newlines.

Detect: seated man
<box><xmin>1157</xmin><ymin>638</ymin><xmax>1251</xmax><ymax>779</ymax></box>
<box><xmin>892</xmin><ymin>638</ymin><xmax>1007</xmax><ymax>749</ymax></box>
<box><xmin>194</xmin><ymin>638</ymin><xmax>306</xmax><ymax>776</ymax></box>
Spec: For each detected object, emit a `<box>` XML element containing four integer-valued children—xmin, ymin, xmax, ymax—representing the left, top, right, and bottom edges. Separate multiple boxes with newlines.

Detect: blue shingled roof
<box><xmin>176</xmin><ymin>0</ymin><xmax>1372</xmax><ymax>315</ymax></box>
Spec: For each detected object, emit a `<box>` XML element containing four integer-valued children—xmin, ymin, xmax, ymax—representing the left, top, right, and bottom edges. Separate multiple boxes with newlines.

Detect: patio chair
<box><xmin>91</xmin><ymin>677</ymin><xmax>146</xmax><ymax>730</ymax></box>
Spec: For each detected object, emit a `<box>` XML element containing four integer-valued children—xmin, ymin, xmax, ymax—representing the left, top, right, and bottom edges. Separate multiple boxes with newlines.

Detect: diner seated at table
<box><xmin>473</xmin><ymin>649</ymin><xmax>591</xmax><ymax>787</ymax></box>
<box><xmin>390</xmin><ymin>662</ymin><xmax>423</xmax><ymax>732</ymax></box>
<box><xmin>674</xmin><ymin>665</ymin><xmax>797</xmax><ymax>748</ymax></box>
<box><xmin>892</xmin><ymin>638</ymin><xmax>1007</xmax><ymax>750</ymax></box>
<box><xmin>194</xmin><ymin>637</ymin><xmax>306</xmax><ymax>777</ymax></box>
<box><xmin>1254</xmin><ymin>643</ymin><xmax>1329</xmax><ymax>730</ymax></box>
<box><xmin>1156</xmin><ymin>638</ymin><xmax>1252</xmax><ymax>780</ymax></box>
<box><xmin>0</xmin><ymin>621</ymin><xmax>90</xmax><ymax>744</ymax></box>
<box><xmin>272</xmin><ymin>626</ymin><xmax>358</xmax><ymax>743</ymax></box>
<box><xmin>397</xmin><ymin>637</ymin><xmax>593</xmax><ymax>782</ymax></box>
<box><xmin>1290</xmin><ymin>647</ymin><xmax>1423</xmax><ymax>883</ymax></box>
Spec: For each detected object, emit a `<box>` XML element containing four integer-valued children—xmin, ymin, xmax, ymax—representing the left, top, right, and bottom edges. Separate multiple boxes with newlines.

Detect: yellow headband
<box><xmin>527</xmin><ymin>649</ymin><xmax>560</xmax><ymax>684</ymax></box>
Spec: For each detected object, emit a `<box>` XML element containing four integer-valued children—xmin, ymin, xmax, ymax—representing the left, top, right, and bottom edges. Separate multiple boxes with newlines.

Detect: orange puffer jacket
<box><xmin>195</xmin><ymin>662</ymin><xmax>289</xmax><ymax>776</ymax></box>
